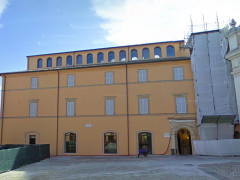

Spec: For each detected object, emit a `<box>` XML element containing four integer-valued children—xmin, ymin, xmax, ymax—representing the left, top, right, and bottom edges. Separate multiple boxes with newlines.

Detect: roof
<box><xmin>27</xmin><ymin>40</ymin><xmax>185</xmax><ymax>58</ymax></box>
<box><xmin>190</xmin><ymin>29</ymin><xmax>219</xmax><ymax>36</ymax></box>
<box><xmin>0</xmin><ymin>56</ymin><xmax>190</xmax><ymax>76</ymax></box>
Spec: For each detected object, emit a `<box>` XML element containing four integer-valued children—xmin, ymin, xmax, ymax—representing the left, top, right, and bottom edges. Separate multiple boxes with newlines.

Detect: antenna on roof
<box><xmin>216</xmin><ymin>13</ymin><xmax>220</xmax><ymax>29</ymax></box>
<box><xmin>190</xmin><ymin>15</ymin><xmax>193</xmax><ymax>33</ymax></box>
<box><xmin>202</xmin><ymin>14</ymin><xmax>206</xmax><ymax>31</ymax></box>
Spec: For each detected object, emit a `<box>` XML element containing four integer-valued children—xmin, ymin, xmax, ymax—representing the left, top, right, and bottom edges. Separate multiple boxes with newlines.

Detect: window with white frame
<box><xmin>67</xmin><ymin>75</ymin><xmax>75</xmax><ymax>86</ymax></box>
<box><xmin>105</xmin><ymin>99</ymin><xmax>115</xmax><ymax>115</ymax></box>
<box><xmin>105</xmin><ymin>72</ymin><xmax>114</xmax><ymax>84</ymax></box>
<box><xmin>31</xmin><ymin>77</ymin><xmax>38</xmax><ymax>89</ymax></box>
<box><xmin>173</xmin><ymin>67</ymin><xmax>183</xmax><ymax>80</ymax></box>
<box><xmin>30</xmin><ymin>102</ymin><xmax>38</xmax><ymax>117</ymax></box>
<box><xmin>67</xmin><ymin>101</ymin><xmax>75</xmax><ymax>116</ymax></box>
<box><xmin>176</xmin><ymin>96</ymin><xmax>187</xmax><ymax>113</ymax></box>
<box><xmin>139</xmin><ymin>97</ymin><xmax>149</xmax><ymax>114</ymax></box>
<box><xmin>138</xmin><ymin>69</ymin><xmax>147</xmax><ymax>82</ymax></box>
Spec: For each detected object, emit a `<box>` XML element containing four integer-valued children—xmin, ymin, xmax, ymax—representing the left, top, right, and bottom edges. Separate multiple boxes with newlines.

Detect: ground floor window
<box><xmin>65</xmin><ymin>132</ymin><xmax>76</xmax><ymax>153</ymax></box>
<box><xmin>104</xmin><ymin>132</ymin><xmax>117</xmax><ymax>154</ymax></box>
<box><xmin>29</xmin><ymin>135</ymin><xmax>36</xmax><ymax>144</ymax></box>
<box><xmin>138</xmin><ymin>132</ymin><xmax>152</xmax><ymax>154</ymax></box>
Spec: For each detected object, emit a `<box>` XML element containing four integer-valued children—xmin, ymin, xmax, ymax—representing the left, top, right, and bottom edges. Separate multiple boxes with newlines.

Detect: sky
<box><xmin>0</xmin><ymin>0</ymin><xmax>240</xmax><ymax>106</ymax></box>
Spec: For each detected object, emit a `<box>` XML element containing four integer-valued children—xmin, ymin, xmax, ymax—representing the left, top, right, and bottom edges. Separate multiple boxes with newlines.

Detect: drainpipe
<box><xmin>1</xmin><ymin>75</ymin><xmax>6</xmax><ymax>145</ymax></box>
<box><xmin>125</xmin><ymin>65</ymin><xmax>130</xmax><ymax>155</ymax></box>
<box><xmin>56</xmin><ymin>71</ymin><xmax>60</xmax><ymax>155</ymax></box>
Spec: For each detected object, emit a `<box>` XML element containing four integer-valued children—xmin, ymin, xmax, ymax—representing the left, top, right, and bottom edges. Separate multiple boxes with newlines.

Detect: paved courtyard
<box><xmin>0</xmin><ymin>155</ymin><xmax>240</xmax><ymax>180</ymax></box>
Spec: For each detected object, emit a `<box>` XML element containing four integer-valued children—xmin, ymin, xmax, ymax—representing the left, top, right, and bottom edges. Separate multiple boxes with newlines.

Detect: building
<box><xmin>225</xmin><ymin>20</ymin><xmax>240</xmax><ymax>137</ymax></box>
<box><xmin>0</xmin><ymin>41</ymin><xmax>198</xmax><ymax>156</ymax></box>
<box><xmin>187</xmin><ymin>29</ymin><xmax>238</xmax><ymax>141</ymax></box>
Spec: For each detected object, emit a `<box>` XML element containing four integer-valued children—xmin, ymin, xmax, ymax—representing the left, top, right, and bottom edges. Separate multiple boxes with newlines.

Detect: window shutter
<box><xmin>30</xmin><ymin>102</ymin><xmax>37</xmax><ymax>117</ymax></box>
<box><xmin>138</xmin><ymin>70</ymin><xmax>147</xmax><ymax>82</ymax></box>
<box><xmin>68</xmin><ymin>75</ymin><xmax>75</xmax><ymax>86</ymax></box>
<box><xmin>106</xmin><ymin>72</ymin><xmax>113</xmax><ymax>84</ymax></box>
<box><xmin>176</xmin><ymin>97</ymin><xmax>186</xmax><ymax>113</ymax></box>
<box><xmin>31</xmin><ymin>78</ymin><xmax>38</xmax><ymax>88</ymax></box>
<box><xmin>174</xmin><ymin>67</ymin><xmax>183</xmax><ymax>80</ymax></box>
<box><xmin>110</xmin><ymin>99</ymin><xmax>114</xmax><ymax>115</ymax></box>
<box><xmin>67</xmin><ymin>101</ymin><xmax>75</xmax><ymax>116</ymax></box>
<box><xmin>139</xmin><ymin>98</ymin><xmax>148</xmax><ymax>114</ymax></box>
<box><xmin>106</xmin><ymin>99</ymin><xmax>114</xmax><ymax>115</ymax></box>
<box><xmin>144</xmin><ymin>98</ymin><xmax>149</xmax><ymax>114</ymax></box>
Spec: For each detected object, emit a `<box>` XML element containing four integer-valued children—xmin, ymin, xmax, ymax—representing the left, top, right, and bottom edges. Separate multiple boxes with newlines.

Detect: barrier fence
<box><xmin>0</xmin><ymin>144</ymin><xmax>50</xmax><ymax>173</ymax></box>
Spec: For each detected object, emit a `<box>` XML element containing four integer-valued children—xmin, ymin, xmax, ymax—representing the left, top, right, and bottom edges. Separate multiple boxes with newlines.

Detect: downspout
<box><xmin>1</xmin><ymin>75</ymin><xmax>6</xmax><ymax>145</ymax></box>
<box><xmin>125</xmin><ymin>65</ymin><xmax>130</xmax><ymax>155</ymax></box>
<box><xmin>56</xmin><ymin>71</ymin><xmax>60</xmax><ymax>155</ymax></box>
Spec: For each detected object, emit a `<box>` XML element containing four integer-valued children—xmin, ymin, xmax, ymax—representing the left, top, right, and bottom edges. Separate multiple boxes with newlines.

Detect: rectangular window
<box><xmin>106</xmin><ymin>99</ymin><xmax>114</xmax><ymax>115</ymax></box>
<box><xmin>67</xmin><ymin>101</ymin><xmax>75</xmax><ymax>116</ymax></box>
<box><xmin>29</xmin><ymin>135</ymin><xmax>36</xmax><ymax>144</ymax></box>
<box><xmin>31</xmin><ymin>77</ymin><xmax>38</xmax><ymax>89</ymax></box>
<box><xmin>105</xmin><ymin>72</ymin><xmax>114</xmax><ymax>84</ymax></box>
<box><xmin>174</xmin><ymin>67</ymin><xmax>183</xmax><ymax>80</ymax></box>
<box><xmin>176</xmin><ymin>96</ymin><xmax>187</xmax><ymax>113</ymax></box>
<box><xmin>67</xmin><ymin>75</ymin><xmax>75</xmax><ymax>87</ymax></box>
<box><xmin>30</xmin><ymin>102</ymin><xmax>38</xmax><ymax>117</ymax></box>
<box><xmin>139</xmin><ymin>97</ymin><xmax>149</xmax><ymax>114</ymax></box>
<box><xmin>138</xmin><ymin>69</ymin><xmax>147</xmax><ymax>82</ymax></box>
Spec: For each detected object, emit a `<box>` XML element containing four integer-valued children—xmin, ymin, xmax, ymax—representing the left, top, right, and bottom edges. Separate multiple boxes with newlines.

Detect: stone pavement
<box><xmin>0</xmin><ymin>155</ymin><xmax>240</xmax><ymax>180</ymax></box>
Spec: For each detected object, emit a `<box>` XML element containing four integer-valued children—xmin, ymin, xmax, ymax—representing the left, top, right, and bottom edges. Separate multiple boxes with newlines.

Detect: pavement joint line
<box><xmin>199</xmin><ymin>167</ymin><xmax>230</xmax><ymax>180</ymax></box>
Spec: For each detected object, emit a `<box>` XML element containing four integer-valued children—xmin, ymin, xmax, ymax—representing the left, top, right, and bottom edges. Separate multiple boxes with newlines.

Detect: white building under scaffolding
<box><xmin>187</xmin><ymin>29</ymin><xmax>238</xmax><ymax>140</ymax></box>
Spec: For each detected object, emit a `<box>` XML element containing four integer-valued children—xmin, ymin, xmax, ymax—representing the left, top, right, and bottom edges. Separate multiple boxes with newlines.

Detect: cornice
<box><xmin>225</xmin><ymin>48</ymin><xmax>240</xmax><ymax>60</ymax></box>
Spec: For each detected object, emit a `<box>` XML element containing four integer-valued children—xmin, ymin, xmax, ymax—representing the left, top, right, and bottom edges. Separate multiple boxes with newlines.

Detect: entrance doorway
<box><xmin>138</xmin><ymin>132</ymin><xmax>152</xmax><ymax>154</ymax></box>
<box><xmin>65</xmin><ymin>132</ymin><xmax>76</xmax><ymax>153</ymax></box>
<box><xmin>29</xmin><ymin>135</ymin><xmax>36</xmax><ymax>144</ymax></box>
<box><xmin>177</xmin><ymin>128</ymin><xmax>192</xmax><ymax>155</ymax></box>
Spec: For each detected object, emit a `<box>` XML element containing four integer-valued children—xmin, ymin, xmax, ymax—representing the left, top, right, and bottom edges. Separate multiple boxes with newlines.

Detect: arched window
<box><xmin>97</xmin><ymin>52</ymin><xmax>104</xmax><ymax>63</ymax></box>
<box><xmin>108</xmin><ymin>51</ymin><xmax>115</xmax><ymax>62</ymax></box>
<box><xmin>56</xmin><ymin>57</ymin><xmax>62</xmax><ymax>66</ymax></box>
<box><xmin>76</xmin><ymin>55</ymin><xmax>82</xmax><ymax>65</ymax></box>
<box><xmin>67</xmin><ymin>56</ymin><xmax>72</xmax><ymax>66</ymax></box>
<box><xmin>142</xmin><ymin>48</ymin><xmax>150</xmax><ymax>59</ymax></box>
<box><xmin>167</xmin><ymin>46</ymin><xmax>175</xmax><ymax>57</ymax></box>
<box><xmin>37</xmin><ymin>59</ymin><xmax>42</xmax><ymax>68</ymax></box>
<box><xmin>154</xmin><ymin>47</ymin><xmax>162</xmax><ymax>58</ymax></box>
<box><xmin>47</xmin><ymin>58</ymin><xmax>52</xmax><ymax>67</ymax></box>
<box><xmin>104</xmin><ymin>132</ymin><xmax>117</xmax><ymax>154</ymax></box>
<box><xmin>119</xmin><ymin>50</ymin><xmax>126</xmax><ymax>61</ymax></box>
<box><xmin>131</xmin><ymin>49</ymin><xmax>138</xmax><ymax>60</ymax></box>
<box><xmin>87</xmin><ymin>53</ymin><xmax>93</xmax><ymax>64</ymax></box>
<box><xmin>138</xmin><ymin>132</ymin><xmax>152</xmax><ymax>154</ymax></box>
<box><xmin>64</xmin><ymin>132</ymin><xmax>76</xmax><ymax>153</ymax></box>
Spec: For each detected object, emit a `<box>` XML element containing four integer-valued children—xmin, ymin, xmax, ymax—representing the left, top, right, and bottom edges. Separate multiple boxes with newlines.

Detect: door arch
<box><xmin>138</xmin><ymin>132</ymin><xmax>152</xmax><ymax>154</ymax></box>
<box><xmin>177</xmin><ymin>128</ymin><xmax>192</xmax><ymax>155</ymax></box>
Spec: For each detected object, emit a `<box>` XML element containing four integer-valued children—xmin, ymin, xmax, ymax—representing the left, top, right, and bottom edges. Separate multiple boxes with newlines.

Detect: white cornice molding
<box><xmin>231</xmin><ymin>67</ymin><xmax>240</xmax><ymax>76</ymax></box>
<box><xmin>225</xmin><ymin>48</ymin><xmax>240</xmax><ymax>60</ymax></box>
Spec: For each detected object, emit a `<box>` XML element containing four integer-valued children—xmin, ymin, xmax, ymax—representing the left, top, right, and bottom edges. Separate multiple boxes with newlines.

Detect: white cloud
<box><xmin>0</xmin><ymin>0</ymin><xmax>8</xmax><ymax>18</ymax></box>
<box><xmin>92</xmin><ymin>0</ymin><xmax>240</xmax><ymax>45</ymax></box>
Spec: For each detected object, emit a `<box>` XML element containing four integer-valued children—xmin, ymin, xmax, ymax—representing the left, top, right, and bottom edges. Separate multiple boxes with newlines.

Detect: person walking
<box><xmin>137</xmin><ymin>147</ymin><xmax>143</xmax><ymax>158</ymax></box>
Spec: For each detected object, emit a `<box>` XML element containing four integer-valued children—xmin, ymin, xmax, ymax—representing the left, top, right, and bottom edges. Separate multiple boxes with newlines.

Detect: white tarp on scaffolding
<box><xmin>189</xmin><ymin>30</ymin><xmax>238</xmax><ymax>140</ymax></box>
<box><xmin>193</xmin><ymin>139</ymin><xmax>240</xmax><ymax>156</ymax></box>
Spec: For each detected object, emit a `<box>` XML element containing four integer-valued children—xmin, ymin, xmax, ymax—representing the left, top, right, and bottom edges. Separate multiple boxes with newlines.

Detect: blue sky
<box><xmin>0</xmin><ymin>0</ymin><xmax>240</xmax><ymax>104</ymax></box>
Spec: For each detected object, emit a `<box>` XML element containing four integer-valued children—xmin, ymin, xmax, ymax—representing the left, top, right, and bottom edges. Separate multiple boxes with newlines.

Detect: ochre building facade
<box><xmin>0</xmin><ymin>41</ymin><xmax>198</xmax><ymax>156</ymax></box>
